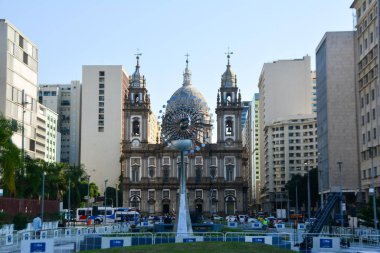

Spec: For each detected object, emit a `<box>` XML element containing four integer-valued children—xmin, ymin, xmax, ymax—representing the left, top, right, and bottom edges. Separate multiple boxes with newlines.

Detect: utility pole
<box><xmin>369</xmin><ymin>147</ymin><xmax>378</xmax><ymax>234</ymax></box>
<box><xmin>337</xmin><ymin>161</ymin><xmax>343</xmax><ymax>234</ymax></box>
<box><xmin>115</xmin><ymin>183</ymin><xmax>118</xmax><ymax>208</ymax></box>
<box><xmin>104</xmin><ymin>179</ymin><xmax>108</xmax><ymax>225</ymax></box>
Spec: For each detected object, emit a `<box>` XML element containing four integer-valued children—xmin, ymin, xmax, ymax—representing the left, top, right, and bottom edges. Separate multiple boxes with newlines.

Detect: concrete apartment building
<box><xmin>263</xmin><ymin>115</ymin><xmax>317</xmax><ymax>211</ymax></box>
<box><xmin>0</xmin><ymin>19</ymin><xmax>39</xmax><ymax>159</ymax></box>
<box><xmin>39</xmin><ymin>81</ymin><xmax>81</xmax><ymax>165</ymax></box>
<box><xmin>258</xmin><ymin>56</ymin><xmax>314</xmax><ymax>212</ymax></box>
<box><xmin>315</xmin><ymin>32</ymin><xmax>360</xmax><ymax>204</ymax></box>
<box><xmin>81</xmin><ymin>66</ymin><xmax>129</xmax><ymax>192</ymax></box>
<box><xmin>36</xmin><ymin>103</ymin><xmax>59</xmax><ymax>162</ymax></box>
<box><xmin>351</xmin><ymin>0</ymin><xmax>380</xmax><ymax>200</ymax></box>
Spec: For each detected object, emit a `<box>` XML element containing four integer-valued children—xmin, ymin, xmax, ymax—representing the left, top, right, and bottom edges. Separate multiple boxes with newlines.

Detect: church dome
<box><xmin>166</xmin><ymin>61</ymin><xmax>209</xmax><ymax>115</ymax></box>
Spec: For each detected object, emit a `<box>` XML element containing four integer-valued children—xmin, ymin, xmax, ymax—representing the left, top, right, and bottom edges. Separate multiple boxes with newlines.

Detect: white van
<box><xmin>238</xmin><ymin>215</ymin><xmax>248</xmax><ymax>223</ymax></box>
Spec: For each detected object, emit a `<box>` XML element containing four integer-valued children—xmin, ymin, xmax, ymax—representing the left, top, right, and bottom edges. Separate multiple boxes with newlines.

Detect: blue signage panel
<box><xmin>228</xmin><ymin>222</ymin><xmax>237</xmax><ymax>227</ymax></box>
<box><xmin>183</xmin><ymin>238</ymin><xmax>196</xmax><ymax>243</ymax></box>
<box><xmin>252</xmin><ymin>237</ymin><xmax>265</xmax><ymax>243</ymax></box>
<box><xmin>110</xmin><ymin>239</ymin><xmax>124</xmax><ymax>248</ymax></box>
<box><xmin>30</xmin><ymin>242</ymin><xmax>46</xmax><ymax>252</ymax></box>
<box><xmin>254</xmin><ymin>223</ymin><xmax>260</xmax><ymax>227</ymax></box>
<box><xmin>320</xmin><ymin>238</ymin><xmax>333</xmax><ymax>248</ymax></box>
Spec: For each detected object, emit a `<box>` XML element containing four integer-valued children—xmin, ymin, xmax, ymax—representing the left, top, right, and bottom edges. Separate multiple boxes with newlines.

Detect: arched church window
<box><xmin>132</xmin><ymin>165</ymin><xmax>139</xmax><ymax>182</ymax></box>
<box><xmin>134</xmin><ymin>94</ymin><xmax>140</xmax><ymax>103</ymax></box>
<box><xmin>225</xmin><ymin>119</ymin><xmax>233</xmax><ymax>136</ymax></box>
<box><xmin>133</xmin><ymin>120</ymin><xmax>140</xmax><ymax>136</ymax></box>
<box><xmin>130</xmin><ymin>196</ymin><xmax>140</xmax><ymax>209</ymax></box>
<box><xmin>226</xmin><ymin>93</ymin><xmax>232</xmax><ymax>105</ymax></box>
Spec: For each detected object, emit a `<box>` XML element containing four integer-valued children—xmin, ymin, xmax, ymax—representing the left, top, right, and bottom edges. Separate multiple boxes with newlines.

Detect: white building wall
<box><xmin>81</xmin><ymin>65</ymin><xmax>128</xmax><ymax>192</ymax></box>
<box><xmin>0</xmin><ymin>19</ymin><xmax>39</xmax><ymax>159</ymax></box>
<box><xmin>259</xmin><ymin>56</ymin><xmax>313</xmax><ymax>126</ymax></box>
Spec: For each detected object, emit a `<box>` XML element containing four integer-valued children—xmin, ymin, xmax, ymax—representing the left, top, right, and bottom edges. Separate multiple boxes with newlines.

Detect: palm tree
<box><xmin>0</xmin><ymin>116</ymin><xmax>21</xmax><ymax>196</ymax></box>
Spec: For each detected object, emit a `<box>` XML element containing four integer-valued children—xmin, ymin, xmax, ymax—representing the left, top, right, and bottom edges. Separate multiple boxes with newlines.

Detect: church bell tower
<box><xmin>215</xmin><ymin>51</ymin><xmax>243</xmax><ymax>146</ymax></box>
<box><xmin>124</xmin><ymin>54</ymin><xmax>152</xmax><ymax>148</ymax></box>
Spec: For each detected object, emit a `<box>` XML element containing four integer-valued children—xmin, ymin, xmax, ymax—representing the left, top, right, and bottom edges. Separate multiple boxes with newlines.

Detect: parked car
<box><xmin>247</xmin><ymin>217</ymin><xmax>258</xmax><ymax>223</ymax></box>
<box><xmin>211</xmin><ymin>214</ymin><xmax>223</xmax><ymax>221</ymax></box>
<box><xmin>305</xmin><ymin>218</ymin><xmax>317</xmax><ymax>226</ymax></box>
<box><xmin>225</xmin><ymin>215</ymin><xmax>237</xmax><ymax>222</ymax></box>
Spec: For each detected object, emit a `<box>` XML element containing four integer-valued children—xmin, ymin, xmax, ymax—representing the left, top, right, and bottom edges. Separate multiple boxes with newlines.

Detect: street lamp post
<box><xmin>20</xmin><ymin>89</ymin><xmax>30</xmax><ymax>176</ymax></box>
<box><xmin>41</xmin><ymin>171</ymin><xmax>46</xmax><ymax>228</ymax></box>
<box><xmin>104</xmin><ymin>179</ymin><xmax>108</xmax><ymax>225</ymax></box>
<box><xmin>305</xmin><ymin>162</ymin><xmax>311</xmax><ymax>220</ymax></box>
<box><xmin>337</xmin><ymin>161</ymin><xmax>343</xmax><ymax>234</ymax></box>
<box><xmin>319</xmin><ymin>169</ymin><xmax>323</xmax><ymax>209</ymax></box>
<box><xmin>87</xmin><ymin>175</ymin><xmax>91</xmax><ymax>223</ymax></box>
<box><xmin>369</xmin><ymin>147</ymin><xmax>378</xmax><ymax>234</ymax></box>
<box><xmin>68</xmin><ymin>177</ymin><xmax>71</xmax><ymax>221</ymax></box>
<box><xmin>115</xmin><ymin>183</ymin><xmax>118</xmax><ymax>208</ymax></box>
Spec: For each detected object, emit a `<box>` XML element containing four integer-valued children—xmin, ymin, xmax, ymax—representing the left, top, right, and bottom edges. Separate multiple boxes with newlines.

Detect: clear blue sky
<box><xmin>1</xmin><ymin>0</ymin><xmax>354</xmax><ymax>117</ymax></box>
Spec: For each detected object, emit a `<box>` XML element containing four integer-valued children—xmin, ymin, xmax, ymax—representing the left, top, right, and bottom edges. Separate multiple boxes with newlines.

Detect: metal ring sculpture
<box><xmin>161</xmin><ymin>95</ymin><xmax>207</xmax><ymax>144</ymax></box>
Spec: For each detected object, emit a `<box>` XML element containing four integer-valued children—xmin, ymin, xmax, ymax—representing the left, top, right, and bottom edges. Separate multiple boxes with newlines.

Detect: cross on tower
<box><xmin>135</xmin><ymin>49</ymin><xmax>142</xmax><ymax>65</ymax></box>
<box><xmin>185</xmin><ymin>53</ymin><xmax>190</xmax><ymax>66</ymax></box>
<box><xmin>225</xmin><ymin>47</ymin><xmax>233</xmax><ymax>65</ymax></box>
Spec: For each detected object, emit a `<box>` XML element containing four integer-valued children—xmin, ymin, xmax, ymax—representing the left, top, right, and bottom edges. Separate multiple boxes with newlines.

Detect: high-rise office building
<box><xmin>81</xmin><ymin>66</ymin><xmax>129</xmax><ymax>192</ymax></box>
<box><xmin>351</xmin><ymin>0</ymin><xmax>380</xmax><ymax>200</ymax></box>
<box><xmin>39</xmin><ymin>81</ymin><xmax>81</xmax><ymax>165</ymax></box>
<box><xmin>252</xmin><ymin>93</ymin><xmax>261</xmax><ymax>207</ymax></box>
<box><xmin>258</xmin><ymin>56</ymin><xmax>315</xmax><ymax>211</ymax></box>
<box><xmin>316</xmin><ymin>31</ymin><xmax>359</xmax><ymax>202</ymax></box>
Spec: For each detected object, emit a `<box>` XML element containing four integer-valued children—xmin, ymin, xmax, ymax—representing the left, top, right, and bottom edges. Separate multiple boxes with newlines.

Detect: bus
<box><xmin>114</xmin><ymin>207</ymin><xmax>140</xmax><ymax>224</ymax></box>
<box><xmin>76</xmin><ymin>206</ymin><xmax>116</xmax><ymax>224</ymax></box>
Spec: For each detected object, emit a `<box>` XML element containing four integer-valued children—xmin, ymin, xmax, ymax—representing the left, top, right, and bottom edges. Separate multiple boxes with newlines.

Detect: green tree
<box><xmin>0</xmin><ymin>116</ymin><xmax>21</xmax><ymax>196</ymax></box>
<box><xmin>285</xmin><ymin>168</ymin><xmax>319</xmax><ymax>212</ymax></box>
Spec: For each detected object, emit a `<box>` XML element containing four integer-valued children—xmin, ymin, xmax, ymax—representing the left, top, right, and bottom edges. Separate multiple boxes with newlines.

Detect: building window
<box><xmin>361</xmin><ymin>97</ymin><xmax>364</xmax><ymax>108</ymax></box>
<box><xmin>19</xmin><ymin>35</ymin><xmax>24</xmax><ymax>48</ymax></box>
<box><xmin>99</xmin><ymin>71</ymin><xmax>105</xmax><ymax>76</ymax></box>
<box><xmin>362</xmin><ymin>115</ymin><xmax>365</xmax><ymax>125</ymax></box>
<box><xmin>373</xmin><ymin>108</ymin><xmax>376</xmax><ymax>120</ymax></box>
<box><xmin>374</xmin><ymin>128</ymin><xmax>377</xmax><ymax>139</ymax></box>
<box><xmin>23</xmin><ymin>52</ymin><xmax>28</xmax><ymax>65</ymax></box>
<box><xmin>98</xmin><ymin>127</ymin><xmax>104</xmax><ymax>132</ymax></box>
<box><xmin>367</xmin><ymin>112</ymin><xmax>370</xmax><ymax>122</ymax></box>
<box><xmin>371</xmin><ymin>32</ymin><xmax>374</xmax><ymax>43</ymax></box>
<box><xmin>366</xmin><ymin>93</ymin><xmax>369</xmax><ymax>104</ymax></box>
<box><xmin>226</xmin><ymin>165</ymin><xmax>234</xmax><ymax>182</ymax></box>
<box><xmin>163</xmin><ymin>168</ymin><xmax>169</xmax><ymax>181</ymax></box>
<box><xmin>372</xmin><ymin>89</ymin><xmax>375</xmax><ymax>100</ymax></box>
<box><xmin>363</xmin><ymin>133</ymin><xmax>366</xmax><ymax>144</ymax></box>
<box><xmin>132</xmin><ymin>166</ymin><xmax>139</xmax><ymax>182</ymax></box>
<box><xmin>368</xmin><ymin>131</ymin><xmax>371</xmax><ymax>141</ymax></box>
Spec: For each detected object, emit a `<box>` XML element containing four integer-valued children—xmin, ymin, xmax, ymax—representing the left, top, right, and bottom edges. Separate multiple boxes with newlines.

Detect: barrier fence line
<box><xmin>1</xmin><ymin>226</ymin><xmax>380</xmax><ymax>252</ymax></box>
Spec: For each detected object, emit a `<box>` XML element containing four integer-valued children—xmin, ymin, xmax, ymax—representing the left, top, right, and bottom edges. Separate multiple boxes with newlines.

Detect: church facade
<box><xmin>121</xmin><ymin>55</ymin><xmax>249</xmax><ymax>217</ymax></box>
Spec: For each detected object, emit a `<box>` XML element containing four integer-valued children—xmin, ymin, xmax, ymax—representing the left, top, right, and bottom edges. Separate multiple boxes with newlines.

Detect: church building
<box><xmin>121</xmin><ymin>54</ymin><xmax>249</xmax><ymax>217</ymax></box>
